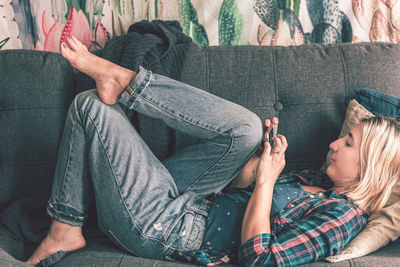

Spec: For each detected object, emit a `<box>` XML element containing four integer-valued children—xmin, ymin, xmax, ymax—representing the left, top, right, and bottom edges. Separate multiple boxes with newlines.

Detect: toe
<box><xmin>60</xmin><ymin>42</ymin><xmax>71</xmax><ymax>59</ymax></box>
<box><xmin>66</xmin><ymin>36</ymin><xmax>79</xmax><ymax>51</ymax></box>
<box><xmin>70</xmin><ymin>36</ymin><xmax>88</xmax><ymax>52</ymax></box>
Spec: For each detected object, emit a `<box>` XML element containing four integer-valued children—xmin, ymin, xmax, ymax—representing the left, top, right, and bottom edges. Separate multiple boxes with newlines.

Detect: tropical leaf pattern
<box><xmin>0</xmin><ymin>0</ymin><xmax>399</xmax><ymax>50</ymax></box>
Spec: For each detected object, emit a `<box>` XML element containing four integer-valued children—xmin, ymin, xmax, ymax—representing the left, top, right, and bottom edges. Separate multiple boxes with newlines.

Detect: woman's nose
<box><xmin>329</xmin><ymin>140</ymin><xmax>338</xmax><ymax>151</ymax></box>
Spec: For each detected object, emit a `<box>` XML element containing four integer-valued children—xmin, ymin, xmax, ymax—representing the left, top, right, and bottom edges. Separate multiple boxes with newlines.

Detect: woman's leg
<box><xmin>120</xmin><ymin>70</ymin><xmax>263</xmax><ymax>197</ymax></box>
<box><xmin>27</xmin><ymin>88</ymin><xmax>182</xmax><ymax>264</ymax></box>
<box><xmin>62</xmin><ymin>35</ymin><xmax>263</xmax><ymax>199</ymax></box>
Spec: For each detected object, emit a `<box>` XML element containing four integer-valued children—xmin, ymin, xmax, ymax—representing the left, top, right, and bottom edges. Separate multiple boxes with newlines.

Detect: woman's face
<box><xmin>326</xmin><ymin>123</ymin><xmax>363</xmax><ymax>192</ymax></box>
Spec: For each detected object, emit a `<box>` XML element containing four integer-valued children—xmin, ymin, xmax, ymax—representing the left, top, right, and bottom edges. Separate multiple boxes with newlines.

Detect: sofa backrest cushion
<box><xmin>0</xmin><ymin>51</ymin><xmax>74</xmax><ymax>210</ymax></box>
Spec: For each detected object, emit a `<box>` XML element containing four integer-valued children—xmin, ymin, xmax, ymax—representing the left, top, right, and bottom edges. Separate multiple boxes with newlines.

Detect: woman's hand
<box><xmin>241</xmin><ymin>118</ymin><xmax>288</xmax><ymax>244</ymax></box>
<box><xmin>255</xmin><ymin>118</ymin><xmax>288</xmax><ymax>185</ymax></box>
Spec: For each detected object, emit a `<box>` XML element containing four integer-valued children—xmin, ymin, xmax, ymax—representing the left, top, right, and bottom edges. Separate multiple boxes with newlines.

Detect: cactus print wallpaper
<box><xmin>1</xmin><ymin>0</ymin><xmax>399</xmax><ymax>52</ymax></box>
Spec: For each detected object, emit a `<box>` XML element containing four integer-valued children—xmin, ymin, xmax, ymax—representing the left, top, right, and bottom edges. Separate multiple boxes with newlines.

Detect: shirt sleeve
<box><xmin>238</xmin><ymin>201</ymin><xmax>367</xmax><ymax>266</ymax></box>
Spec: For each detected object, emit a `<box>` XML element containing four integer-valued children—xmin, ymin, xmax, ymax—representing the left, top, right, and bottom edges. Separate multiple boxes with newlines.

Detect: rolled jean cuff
<box><xmin>47</xmin><ymin>202</ymin><xmax>86</xmax><ymax>227</ymax></box>
<box><xmin>118</xmin><ymin>66</ymin><xmax>152</xmax><ymax>109</ymax></box>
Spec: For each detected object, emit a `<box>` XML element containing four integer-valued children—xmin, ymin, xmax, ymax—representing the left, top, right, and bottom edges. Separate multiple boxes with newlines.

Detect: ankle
<box><xmin>48</xmin><ymin>220</ymin><xmax>82</xmax><ymax>237</ymax></box>
<box><xmin>115</xmin><ymin>68</ymin><xmax>136</xmax><ymax>89</ymax></box>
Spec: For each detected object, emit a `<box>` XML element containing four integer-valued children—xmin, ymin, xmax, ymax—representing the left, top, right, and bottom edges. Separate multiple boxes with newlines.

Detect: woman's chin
<box><xmin>326</xmin><ymin>164</ymin><xmax>333</xmax><ymax>178</ymax></box>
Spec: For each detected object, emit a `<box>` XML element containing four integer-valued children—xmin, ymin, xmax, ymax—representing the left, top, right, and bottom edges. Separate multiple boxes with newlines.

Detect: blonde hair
<box><xmin>342</xmin><ymin>116</ymin><xmax>400</xmax><ymax>214</ymax></box>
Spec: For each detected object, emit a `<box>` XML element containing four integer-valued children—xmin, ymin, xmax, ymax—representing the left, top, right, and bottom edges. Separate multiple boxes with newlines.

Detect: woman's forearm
<box><xmin>241</xmin><ymin>181</ymin><xmax>274</xmax><ymax>244</ymax></box>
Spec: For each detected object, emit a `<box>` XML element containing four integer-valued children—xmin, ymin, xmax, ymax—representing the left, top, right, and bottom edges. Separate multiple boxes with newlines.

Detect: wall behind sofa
<box><xmin>1</xmin><ymin>0</ymin><xmax>399</xmax><ymax>51</ymax></box>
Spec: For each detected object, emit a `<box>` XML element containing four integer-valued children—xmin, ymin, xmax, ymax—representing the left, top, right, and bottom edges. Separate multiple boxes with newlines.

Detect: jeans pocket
<box><xmin>164</xmin><ymin>207</ymin><xmax>207</xmax><ymax>251</ymax></box>
<box><xmin>99</xmin><ymin>227</ymin><xmax>139</xmax><ymax>257</ymax></box>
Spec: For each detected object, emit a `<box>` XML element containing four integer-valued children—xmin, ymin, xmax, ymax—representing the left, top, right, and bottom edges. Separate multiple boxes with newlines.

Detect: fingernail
<box><xmin>62</xmin><ymin>42</ymin><xmax>67</xmax><ymax>48</ymax></box>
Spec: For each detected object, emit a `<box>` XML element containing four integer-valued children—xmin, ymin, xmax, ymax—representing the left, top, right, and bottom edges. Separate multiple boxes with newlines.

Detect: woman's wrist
<box><xmin>255</xmin><ymin>175</ymin><xmax>277</xmax><ymax>187</ymax></box>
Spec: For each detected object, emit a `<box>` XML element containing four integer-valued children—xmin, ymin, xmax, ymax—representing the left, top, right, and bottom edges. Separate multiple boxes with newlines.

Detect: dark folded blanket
<box><xmin>76</xmin><ymin>19</ymin><xmax>196</xmax><ymax>93</ymax></box>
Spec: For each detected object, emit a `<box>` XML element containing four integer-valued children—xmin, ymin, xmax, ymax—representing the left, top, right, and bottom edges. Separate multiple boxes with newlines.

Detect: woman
<box><xmin>26</xmin><ymin>36</ymin><xmax>400</xmax><ymax>266</ymax></box>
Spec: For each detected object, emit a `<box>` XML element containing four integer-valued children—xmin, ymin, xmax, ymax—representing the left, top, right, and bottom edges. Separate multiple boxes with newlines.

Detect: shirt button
<box><xmin>289</xmin><ymin>204</ymin><xmax>295</xmax><ymax>208</ymax></box>
<box><xmin>309</xmin><ymin>195</ymin><xmax>315</xmax><ymax>198</ymax></box>
<box><xmin>318</xmin><ymin>192</ymin><xmax>324</xmax><ymax>197</ymax></box>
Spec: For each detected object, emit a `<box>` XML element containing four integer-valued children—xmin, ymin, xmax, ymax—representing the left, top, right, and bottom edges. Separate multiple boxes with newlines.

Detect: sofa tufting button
<box><xmin>274</xmin><ymin>102</ymin><xmax>283</xmax><ymax>111</ymax></box>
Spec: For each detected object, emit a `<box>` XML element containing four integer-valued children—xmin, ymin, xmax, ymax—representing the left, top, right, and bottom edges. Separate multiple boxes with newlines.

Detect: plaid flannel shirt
<box><xmin>237</xmin><ymin>170</ymin><xmax>368</xmax><ymax>267</ymax></box>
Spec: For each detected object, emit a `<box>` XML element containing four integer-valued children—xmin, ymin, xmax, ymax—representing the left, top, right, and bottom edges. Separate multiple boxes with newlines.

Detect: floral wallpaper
<box><xmin>1</xmin><ymin>0</ymin><xmax>399</xmax><ymax>52</ymax></box>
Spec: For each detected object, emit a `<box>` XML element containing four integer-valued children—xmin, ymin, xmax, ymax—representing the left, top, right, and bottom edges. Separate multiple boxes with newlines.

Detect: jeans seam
<box><xmin>85</xmin><ymin>111</ymin><xmax>136</xmax><ymax>223</ymax></box>
<box><xmin>48</xmin><ymin>201</ymin><xmax>86</xmax><ymax>216</ymax></box>
<box><xmin>124</xmin><ymin>68</ymin><xmax>152</xmax><ymax>109</ymax></box>
<box><xmin>85</xmin><ymin>110</ymin><xmax>175</xmax><ymax>250</ymax></box>
<box><xmin>58</xmin><ymin>118</ymin><xmax>76</xmax><ymax>205</ymax></box>
<box><xmin>139</xmin><ymin>96</ymin><xmax>224</xmax><ymax>135</ymax></box>
<box><xmin>184</xmin><ymin>200</ymin><xmax>207</xmax><ymax>251</ymax></box>
<box><xmin>47</xmin><ymin>203</ymin><xmax>86</xmax><ymax>221</ymax></box>
<box><xmin>183</xmin><ymin>130</ymin><xmax>235</xmax><ymax>194</ymax></box>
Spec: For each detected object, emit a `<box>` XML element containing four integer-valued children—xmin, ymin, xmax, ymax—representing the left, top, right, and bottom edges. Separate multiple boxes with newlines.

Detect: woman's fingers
<box><xmin>279</xmin><ymin>134</ymin><xmax>288</xmax><ymax>151</ymax></box>
<box><xmin>263</xmin><ymin>141</ymin><xmax>272</xmax><ymax>156</ymax></box>
<box><xmin>264</xmin><ymin>119</ymin><xmax>271</xmax><ymax>142</ymax></box>
<box><xmin>263</xmin><ymin>117</ymin><xmax>279</xmax><ymax>142</ymax></box>
<box><xmin>271</xmin><ymin>134</ymin><xmax>287</xmax><ymax>155</ymax></box>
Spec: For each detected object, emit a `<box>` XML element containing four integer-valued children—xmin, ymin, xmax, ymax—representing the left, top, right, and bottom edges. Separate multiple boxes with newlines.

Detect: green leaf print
<box><xmin>177</xmin><ymin>0</ymin><xmax>209</xmax><ymax>46</ymax></box>
<box><xmin>85</xmin><ymin>0</ymin><xmax>104</xmax><ymax>30</ymax></box>
<box><xmin>177</xmin><ymin>0</ymin><xmax>191</xmax><ymax>35</ymax></box>
<box><xmin>66</xmin><ymin>0</ymin><xmax>86</xmax><ymax>14</ymax></box>
<box><xmin>0</xmin><ymin>37</ymin><xmax>10</xmax><ymax>49</ymax></box>
<box><xmin>115</xmin><ymin>0</ymin><xmax>121</xmax><ymax>15</ymax></box>
<box><xmin>66</xmin><ymin>0</ymin><xmax>88</xmax><ymax>22</ymax></box>
<box><xmin>218</xmin><ymin>0</ymin><xmax>243</xmax><ymax>45</ymax></box>
<box><xmin>293</xmin><ymin>0</ymin><xmax>300</xmax><ymax>16</ymax></box>
<box><xmin>155</xmin><ymin>0</ymin><xmax>158</xmax><ymax>19</ymax></box>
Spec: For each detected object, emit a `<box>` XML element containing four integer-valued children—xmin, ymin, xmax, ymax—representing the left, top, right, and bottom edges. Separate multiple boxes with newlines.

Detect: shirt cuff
<box><xmin>118</xmin><ymin>66</ymin><xmax>152</xmax><ymax>109</ymax></box>
<box><xmin>238</xmin><ymin>233</ymin><xmax>271</xmax><ymax>264</ymax></box>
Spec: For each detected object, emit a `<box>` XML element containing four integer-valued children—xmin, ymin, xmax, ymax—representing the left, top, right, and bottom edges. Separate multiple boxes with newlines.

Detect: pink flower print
<box><xmin>60</xmin><ymin>6</ymin><xmax>92</xmax><ymax>50</ymax></box>
<box><xmin>37</xmin><ymin>6</ymin><xmax>92</xmax><ymax>53</ymax></box>
<box><xmin>92</xmin><ymin>20</ymin><xmax>109</xmax><ymax>50</ymax></box>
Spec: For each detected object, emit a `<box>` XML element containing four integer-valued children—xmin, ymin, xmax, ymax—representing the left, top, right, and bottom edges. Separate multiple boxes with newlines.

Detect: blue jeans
<box><xmin>47</xmin><ymin>67</ymin><xmax>262</xmax><ymax>260</ymax></box>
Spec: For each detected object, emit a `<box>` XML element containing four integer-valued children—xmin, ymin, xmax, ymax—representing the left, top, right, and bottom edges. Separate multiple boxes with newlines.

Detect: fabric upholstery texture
<box><xmin>0</xmin><ymin>50</ymin><xmax>75</xmax><ymax>211</ymax></box>
<box><xmin>355</xmin><ymin>88</ymin><xmax>400</xmax><ymax>117</ymax></box>
<box><xmin>1</xmin><ymin>43</ymin><xmax>400</xmax><ymax>266</ymax></box>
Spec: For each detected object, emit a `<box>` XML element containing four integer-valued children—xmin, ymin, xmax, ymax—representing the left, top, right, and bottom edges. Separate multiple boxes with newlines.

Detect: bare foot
<box><xmin>25</xmin><ymin>220</ymin><xmax>86</xmax><ymax>265</ymax></box>
<box><xmin>60</xmin><ymin>36</ymin><xmax>136</xmax><ymax>105</ymax></box>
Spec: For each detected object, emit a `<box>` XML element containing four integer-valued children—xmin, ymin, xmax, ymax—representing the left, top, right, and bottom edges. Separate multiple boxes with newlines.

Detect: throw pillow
<box><xmin>321</xmin><ymin>94</ymin><xmax>400</xmax><ymax>262</ymax></box>
<box><xmin>355</xmin><ymin>88</ymin><xmax>400</xmax><ymax>118</ymax></box>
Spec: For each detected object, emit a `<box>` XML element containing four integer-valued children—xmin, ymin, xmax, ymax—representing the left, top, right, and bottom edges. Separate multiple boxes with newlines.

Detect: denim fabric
<box><xmin>46</xmin><ymin>67</ymin><xmax>262</xmax><ymax>261</ymax></box>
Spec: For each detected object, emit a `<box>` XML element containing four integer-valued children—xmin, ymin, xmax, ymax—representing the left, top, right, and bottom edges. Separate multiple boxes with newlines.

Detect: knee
<box><xmin>72</xmin><ymin>89</ymin><xmax>103</xmax><ymax>113</ymax></box>
<box><xmin>235</xmin><ymin>112</ymin><xmax>263</xmax><ymax>154</ymax></box>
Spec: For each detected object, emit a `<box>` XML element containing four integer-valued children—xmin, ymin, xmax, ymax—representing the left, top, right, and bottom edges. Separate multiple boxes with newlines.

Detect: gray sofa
<box><xmin>1</xmin><ymin>42</ymin><xmax>400</xmax><ymax>266</ymax></box>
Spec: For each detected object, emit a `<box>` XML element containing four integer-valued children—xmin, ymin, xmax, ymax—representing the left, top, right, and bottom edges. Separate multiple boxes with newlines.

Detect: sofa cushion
<box><xmin>355</xmin><ymin>88</ymin><xmax>400</xmax><ymax>117</ymax></box>
<box><xmin>0</xmin><ymin>50</ymin><xmax>75</xmax><ymax>211</ymax></box>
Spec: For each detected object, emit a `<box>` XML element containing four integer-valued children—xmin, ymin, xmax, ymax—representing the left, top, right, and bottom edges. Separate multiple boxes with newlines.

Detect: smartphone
<box><xmin>263</xmin><ymin>123</ymin><xmax>278</xmax><ymax>147</ymax></box>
